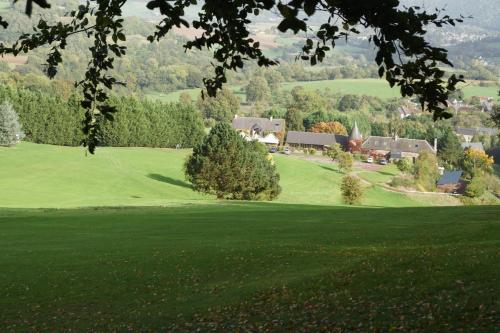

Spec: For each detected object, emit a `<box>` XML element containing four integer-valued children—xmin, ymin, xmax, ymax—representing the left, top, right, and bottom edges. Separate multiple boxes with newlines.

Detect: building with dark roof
<box><xmin>232</xmin><ymin>116</ymin><xmax>285</xmax><ymax>135</ymax></box>
<box><xmin>361</xmin><ymin>135</ymin><xmax>436</xmax><ymax>161</ymax></box>
<box><xmin>286</xmin><ymin>131</ymin><xmax>348</xmax><ymax>151</ymax></box>
<box><xmin>437</xmin><ymin>170</ymin><xmax>464</xmax><ymax>193</ymax></box>
<box><xmin>461</xmin><ymin>142</ymin><xmax>485</xmax><ymax>152</ymax></box>
<box><xmin>456</xmin><ymin>127</ymin><xmax>498</xmax><ymax>143</ymax></box>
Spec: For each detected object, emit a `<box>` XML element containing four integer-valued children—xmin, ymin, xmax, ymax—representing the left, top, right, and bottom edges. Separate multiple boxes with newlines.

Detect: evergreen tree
<box><xmin>438</xmin><ymin>130</ymin><xmax>463</xmax><ymax>168</ymax></box>
<box><xmin>0</xmin><ymin>101</ymin><xmax>24</xmax><ymax>146</ymax></box>
<box><xmin>185</xmin><ymin>123</ymin><xmax>281</xmax><ymax>200</ymax></box>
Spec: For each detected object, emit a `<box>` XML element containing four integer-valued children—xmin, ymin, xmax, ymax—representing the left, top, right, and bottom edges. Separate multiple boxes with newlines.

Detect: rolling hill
<box><xmin>0</xmin><ymin>142</ymin><xmax>448</xmax><ymax>208</ymax></box>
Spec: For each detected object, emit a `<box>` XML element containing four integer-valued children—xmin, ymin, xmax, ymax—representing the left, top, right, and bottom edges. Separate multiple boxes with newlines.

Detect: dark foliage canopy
<box><xmin>1</xmin><ymin>0</ymin><xmax>465</xmax><ymax>152</ymax></box>
<box><xmin>0</xmin><ymin>84</ymin><xmax>205</xmax><ymax>148</ymax></box>
<box><xmin>185</xmin><ymin>123</ymin><xmax>281</xmax><ymax>200</ymax></box>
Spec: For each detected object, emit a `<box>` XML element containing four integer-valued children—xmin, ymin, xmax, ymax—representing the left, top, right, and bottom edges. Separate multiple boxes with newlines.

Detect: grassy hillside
<box><xmin>0</xmin><ymin>204</ymin><xmax>498</xmax><ymax>331</ymax></box>
<box><xmin>148</xmin><ymin>79</ymin><xmax>499</xmax><ymax>103</ymax></box>
<box><xmin>0</xmin><ymin>142</ymin><xmax>425</xmax><ymax>208</ymax></box>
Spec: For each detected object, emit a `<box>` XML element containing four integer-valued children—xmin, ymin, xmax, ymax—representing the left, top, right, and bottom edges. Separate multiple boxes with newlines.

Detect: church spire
<box><xmin>349</xmin><ymin>121</ymin><xmax>362</xmax><ymax>141</ymax></box>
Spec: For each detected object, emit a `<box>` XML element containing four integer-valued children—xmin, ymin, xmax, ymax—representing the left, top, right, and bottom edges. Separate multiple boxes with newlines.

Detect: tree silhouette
<box><xmin>0</xmin><ymin>0</ymin><xmax>465</xmax><ymax>152</ymax></box>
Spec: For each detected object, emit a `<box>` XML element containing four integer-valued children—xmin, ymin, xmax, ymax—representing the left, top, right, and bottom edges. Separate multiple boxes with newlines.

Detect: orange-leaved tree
<box><xmin>311</xmin><ymin>121</ymin><xmax>347</xmax><ymax>135</ymax></box>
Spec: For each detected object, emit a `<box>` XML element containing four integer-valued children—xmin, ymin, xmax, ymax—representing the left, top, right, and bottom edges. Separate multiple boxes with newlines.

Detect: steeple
<box><xmin>349</xmin><ymin>121</ymin><xmax>362</xmax><ymax>141</ymax></box>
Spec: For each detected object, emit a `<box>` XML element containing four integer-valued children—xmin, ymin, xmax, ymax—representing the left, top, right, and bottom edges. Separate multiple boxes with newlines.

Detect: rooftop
<box><xmin>437</xmin><ymin>171</ymin><xmax>463</xmax><ymax>186</ymax></box>
<box><xmin>461</xmin><ymin>142</ymin><xmax>485</xmax><ymax>151</ymax></box>
<box><xmin>286</xmin><ymin>131</ymin><xmax>339</xmax><ymax>146</ymax></box>
<box><xmin>232</xmin><ymin>116</ymin><xmax>285</xmax><ymax>133</ymax></box>
<box><xmin>362</xmin><ymin>136</ymin><xmax>435</xmax><ymax>154</ymax></box>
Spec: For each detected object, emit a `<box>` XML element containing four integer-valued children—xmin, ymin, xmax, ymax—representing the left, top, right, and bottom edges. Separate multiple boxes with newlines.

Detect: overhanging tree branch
<box><xmin>0</xmin><ymin>0</ymin><xmax>465</xmax><ymax>152</ymax></box>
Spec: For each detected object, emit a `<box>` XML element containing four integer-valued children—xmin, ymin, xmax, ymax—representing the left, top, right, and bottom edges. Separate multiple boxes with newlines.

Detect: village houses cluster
<box><xmin>232</xmin><ymin>113</ymin><xmax>498</xmax><ymax>194</ymax></box>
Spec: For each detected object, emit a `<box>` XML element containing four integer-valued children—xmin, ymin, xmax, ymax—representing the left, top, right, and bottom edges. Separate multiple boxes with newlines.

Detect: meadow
<box><xmin>148</xmin><ymin>78</ymin><xmax>500</xmax><ymax>103</ymax></box>
<box><xmin>1</xmin><ymin>143</ymin><xmax>498</xmax><ymax>331</ymax></box>
<box><xmin>0</xmin><ymin>142</ymin><xmax>435</xmax><ymax>208</ymax></box>
<box><xmin>0</xmin><ymin>204</ymin><xmax>498</xmax><ymax>331</ymax></box>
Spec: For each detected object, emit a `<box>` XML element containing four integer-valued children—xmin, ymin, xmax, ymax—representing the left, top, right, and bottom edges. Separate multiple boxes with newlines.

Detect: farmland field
<box><xmin>149</xmin><ymin>79</ymin><xmax>500</xmax><ymax>104</ymax></box>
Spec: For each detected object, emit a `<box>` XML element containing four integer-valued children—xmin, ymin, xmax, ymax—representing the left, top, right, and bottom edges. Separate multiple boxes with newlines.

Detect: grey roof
<box><xmin>232</xmin><ymin>117</ymin><xmax>285</xmax><ymax>132</ymax></box>
<box><xmin>437</xmin><ymin>171</ymin><xmax>463</xmax><ymax>186</ymax></box>
<box><xmin>456</xmin><ymin>127</ymin><xmax>498</xmax><ymax>136</ymax></box>
<box><xmin>477</xmin><ymin>127</ymin><xmax>498</xmax><ymax>135</ymax></box>
<box><xmin>361</xmin><ymin>136</ymin><xmax>435</xmax><ymax>154</ymax></box>
<box><xmin>461</xmin><ymin>142</ymin><xmax>484</xmax><ymax>151</ymax></box>
<box><xmin>390</xmin><ymin>151</ymin><xmax>402</xmax><ymax>159</ymax></box>
<box><xmin>286</xmin><ymin>131</ymin><xmax>338</xmax><ymax>146</ymax></box>
<box><xmin>349</xmin><ymin>121</ymin><xmax>362</xmax><ymax>141</ymax></box>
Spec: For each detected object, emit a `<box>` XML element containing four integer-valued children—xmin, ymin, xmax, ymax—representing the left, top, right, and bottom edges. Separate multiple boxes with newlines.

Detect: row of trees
<box><xmin>0</xmin><ymin>84</ymin><xmax>205</xmax><ymax>148</ymax></box>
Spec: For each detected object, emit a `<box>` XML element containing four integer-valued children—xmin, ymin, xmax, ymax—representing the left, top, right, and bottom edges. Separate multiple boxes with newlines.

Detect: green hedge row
<box><xmin>0</xmin><ymin>85</ymin><xmax>205</xmax><ymax>148</ymax></box>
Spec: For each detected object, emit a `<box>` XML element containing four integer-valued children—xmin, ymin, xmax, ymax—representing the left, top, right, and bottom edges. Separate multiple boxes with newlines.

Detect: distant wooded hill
<box><xmin>401</xmin><ymin>0</ymin><xmax>500</xmax><ymax>31</ymax></box>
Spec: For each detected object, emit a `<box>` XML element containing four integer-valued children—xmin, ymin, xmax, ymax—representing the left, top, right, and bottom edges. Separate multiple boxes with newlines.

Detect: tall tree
<box><xmin>438</xmin><ymin>130</ymin><xmax>463</xmax><ymax>168</ymax></box>
<box><xmin>0</xmin><ymin>0</ymin><xmax>464</xmax><ymax>152</ymax></box>
<box><xmin>196</xmin><ymin>88</ymin><xmax>240</xmax><ymax>123</ymax></box>
<box><xmin>285</xmin><ymin>107</ymin><xmax>304</xmax><ymax>131</ymax></box>
<box><xmin>245</xmin><ymin>76</ymin><xmax>271</xmax><ymax>104</ymax></box>
<box><xmin>461</xmin><ymin>148</ymin><xmax>494</xmax><ymax>178</ymax></box>
<box><xmin>311</xmin><ymin>121</ymin><xmax>347</xmax><ymax>135</ymax></box>
<box><xmin>185</xmin><ymin>123</ymin><xmax>281</xmax><ymax>200</ymax></box>
<box><xmin>414</xmin><ymin>151</ymin><xmax>439</xmax><ymax>191</ymax></box>
<box><xmin>0</xmin><ymin>101</ymin><xmax>25</xmax><ymax>146</ymax></box>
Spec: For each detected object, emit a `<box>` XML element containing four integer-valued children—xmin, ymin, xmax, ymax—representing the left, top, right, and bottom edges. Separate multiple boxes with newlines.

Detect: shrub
<box><xmin>390</xmin><ymin>175</ymin><xmax>414</xmax><ymax>188</ymax></box>
<box><xmin>0</xmin><ymin>101</ymin><xmax>24</xmax><ymax>146</ymax></box>
<box><xmin>414</xmin><ymin>151</ymin><xmax>439</xmax><ymax>191</ymax></box>
<box><xmin>352</xmin><ymin>152</ymin><xmax>363</xmax><ymax>161</ymax></box>
<box><xmin>309</xmin><ymin>148</ymin><xmax>316</xmax><ymax>155</ymax></box>
<box><xmin>341</xmin><ymin>175</ymin><xmax>363</xmax><ymax>205</ymax></box>
<box><xmin>337</xmin><ymin>151</ymin><xmax>353</xmax><ymax>173</ymax></box>
<box><xmin>464</xmin><ymin>176</ymin><xmax>486</xmax><ymax>198</ymax></box>
<box><xmin>484</xmin><ymin>173</ymin><xmax>500</xmax><ymax>198</ymax></box>
<box><xmin>396</xmin><ymin>158</ymin><xmax>413</xmax><ymax>174</ymax></box>
<box><xmin>185</xmin><ymin>123</ymin><xmax>281</xmax><ymax>200</ymax></box>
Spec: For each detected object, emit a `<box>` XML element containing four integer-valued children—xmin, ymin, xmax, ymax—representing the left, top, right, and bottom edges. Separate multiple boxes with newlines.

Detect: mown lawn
<box><xmin>0</xmin><ymin>142</ymin><xmax>425</xmax><ymax>208</ymax></box>
<box><xmin>0</xmin><ymin>204</ymin><xmax>498</xmax><ymax>332</ymax></box>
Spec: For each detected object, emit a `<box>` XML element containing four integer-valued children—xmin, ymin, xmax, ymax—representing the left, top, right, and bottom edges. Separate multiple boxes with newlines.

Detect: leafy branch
<box><xmin>0</xmin><ymin>0</ymin><xmax>466</xmax><ymax>152</ymax></box>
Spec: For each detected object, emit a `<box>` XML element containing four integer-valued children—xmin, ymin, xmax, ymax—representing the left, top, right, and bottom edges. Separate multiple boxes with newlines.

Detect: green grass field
<box><xmin>0</xmin><ymin>142</ymin><xmax>429</xmax><ymax>208</ymax></box>
<box><xmin>1</xmin><ymin>143</ymin><xmax>499</xmax><ymax>331</ymax></box>
<box><xmin>148</xmin><ymin>79</ymin><xmax>500</xmax><ymax>103</ymax></box>
<box><xmin>1</xmin><ymin>204</ymin><xmax>498</xmax><ymax>331</ymax></box>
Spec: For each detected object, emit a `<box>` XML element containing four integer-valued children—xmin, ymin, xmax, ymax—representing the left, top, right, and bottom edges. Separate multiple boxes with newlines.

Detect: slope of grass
<box><xmin>0</xmin><ymin>142</ymin><xmax>424</xmax><ymax>208</ymax></box>
<box><xmin>0</xmin><ymin>204</ymin><xmax>498</xmax><ymax>331</ymax></box>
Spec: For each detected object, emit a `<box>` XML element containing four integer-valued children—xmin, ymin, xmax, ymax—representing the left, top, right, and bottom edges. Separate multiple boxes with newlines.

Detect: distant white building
<box><xmin>233</xmin><ymin>116</ymin><xmax>285</xmax><ymax>146</ymax></box>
